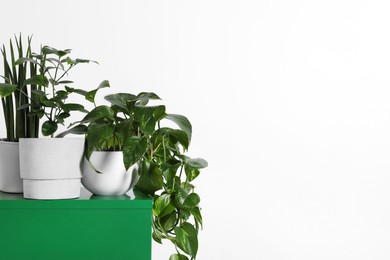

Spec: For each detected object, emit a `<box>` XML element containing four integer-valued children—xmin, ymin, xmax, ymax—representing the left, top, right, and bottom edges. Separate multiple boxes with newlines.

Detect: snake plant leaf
<box><xmin>56</xmin><ymin>125</ymin><xmax>87</xmax><ymax>138</ymax></box>
<box><xmin>174</xmin><ymin>222</ymin><xmax>198</xmax><ymax>257</ymax></box>
<box><xmin>85</xmin><ymin>80</ymin><xmax>110</xmax><ymax>103</ymax></box>
<box><xmin>123</xmin><ymin>136</ymin><xmax>147</xmax><ymax>170</ymax></box>
<box><xmin>41</xmin><ymin>120</ymin><xmax>58</xmax><ymax>136</ymax></box>
<box><xmin>0</xmin><ymin>83</ymin><xmax>17</xmax><ymax>97</ymax></box>
<box><xmin>169</xmin><ymin>254</ymin><xmax>189</xmax><ymax>260</ymax></box>
<box><xmin>165</xmin><ymin>114</ymin><xmax>192</xmax><ymax>142</ymax></box>
<box><xmin>24</xmin><ymin>75</ymin><xmax>49</xmax><ymax>87</ymax></box>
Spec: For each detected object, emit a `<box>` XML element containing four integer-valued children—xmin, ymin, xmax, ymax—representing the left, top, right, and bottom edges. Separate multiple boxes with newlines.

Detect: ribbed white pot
<box><xmin>82</xmin><ymin>151</ymin><xmax>139</xmax><ymax>196</ymax></box>
<box><xmin>0</xmin><ymin>140</ymin><xmax>23</xmax><ymax>193</ymax></box>
<box><xmin>19</xmin><ymin>138</ymin><xmax>84</xmax><ymax>200</ymax></box>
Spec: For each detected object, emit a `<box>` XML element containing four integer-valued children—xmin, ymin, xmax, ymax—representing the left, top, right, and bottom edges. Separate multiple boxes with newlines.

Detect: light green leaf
<box><xmin>169</xmin><ymin>254</ymin><xmax>189</xmax><ymax>260</ymax></box>
<box><xmin>186</xmin><ymin>158</ymin><xmax>208</xmax><ymax>169</ymax></box>
<box><xmin>0</xmin><ymin>83</ymin><xmax>17</xmax><ymax>97</ymax></box>
<box><xmin>174</xmin><ymin>222</ymin><xmax>198</xmax><ymax>257</ymax></box>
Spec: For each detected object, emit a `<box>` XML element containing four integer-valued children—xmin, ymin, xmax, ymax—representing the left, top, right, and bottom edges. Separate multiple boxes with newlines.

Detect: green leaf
<box><xmin>82</xmin><ymin>105</ymin><xmax>115</xmax><ymax>123</ymax></box>
<box><xmin>162</xmin><ymin>162</ymin><xmax>181</xmax><ymax>188</ymax></box>
<box><xmin>186</xmin><ymin>158</ymin><xmax>208</xmax><ymax>169</ymax></box>
<box><xmin>24</xmin><ymin>75</ymin><xmax>49</xmax><ymax>87</ymax></box>
<box><xmin>56</xmin><ymin>125</ymin><xmax>87</xmax><ymax>138</ymax></box>
<box><xmin>191</xmin><ymin>207</ymin><xmax>203</xmax><ymax>229</ymax></box>
<box><xmin>174</xmin><ymin>222</ymin><xmax>198</xmax><ymax>257</ymax></box>
<box><xmin>183</xmin><ymin>193</ymin><xmax>200</xmax><ymax>210</ymax></box>
<box><xmin>42</xmin><ymin>120</ymin><xmax>58</xmax><ymax>136</ymax></box>
<box><xmin>122</xmin><ymin>136</ymin><xmax>147</xmax><ymax>170</ymax></box>
<box><xmin>0</xmin><ymin>83</ymin><xmax>17</xmax><ymax>97</ymax></box>
<box><xmin>169</xmin><ymin>254</ymin><xmax>189</xmax><ymax>260</ymax></box>
<box><xmin>86</xmin><ymin>122</ymin><xmax>114</xmax><ymax>158</ymax></box>
<box><xmin>160</xmin><ymin>211</ymin><xmax>177</xmax><ymax>230</ymax></box>
<box><xmin>31</xmin><ymin>89</ymin><xmax>45</xmax><ymax>96</ymax></box>
<box><xmin>14</xmin><ymin>57</ymin><xmax>38</xmax><ymax>66</ymax></box>
<box><xmin>136</xmin><ymin>160</ymin><xmax>164</xmax><ymax>195</ymax></box>
<box><xmin>153</xmin><ymin>194</ymin><xmax>176</xmax><ymax>217</ymax></box>
<box><xmin>55</xmin><ymin>90</ymin><xmax>68</xmax><ymax>99</ymax></box>
<box><xmin>184</xmin><ymin>165</ymin><xmax>200</xmax><ymax>182</ymax></box>
<box><xmin>165</xmin><ymin>114</ymin><xmax>192</xmax><ymax>142</ymax></box>
<box><xmin>61</xmin><ymin>103</ymin><xmax>88</xmax><ymax>113</ymax></box>
<box><xmin>86</xmin><ymin>80</ymin><xmax>110</xmax><ymax>103</ymax></box>
<box><xmin>17</xmin><ymin>103</ymin><xmax>31</xmax><ymax>110</ymax></box>
<box><xmin>75</xmin><ymin>58</ymin><xmax>97</xmax><ymax>64</ymax></box>
<box><xmin>134</xmin><ymin>105</ymin><xmax>166</xmax><ymax>135</ymax></box>
<box><xmin>57</xmin><ymin>80</ymin><xmax>73</xmax><ymax>84</ymax></box>
<box><xmin>166</xmin><ymin>129</ymin><xmax>190</xmax><ymax>151</ymax></box>
<box><xmin>175</xmin><ymin>185</ymin><xmax>189</xmax><ymax>206</ymax></box>
<box><xmin>65</xmin><ymin>86</ymin><xmax>88</xmax><ymax>96</ymax></box>
<box><xmin>62</xmin><ymin>57</ymin><xmax>75</xmax><ymax>65</ymax></box>
<box><xmin>42</xmin><ymin>46</ymin><xmax>58</xmax><ymax>55</ymax></box>
<box><xmin>104</xmin><ymin>93</ymin><xmax>137</xmax><ymax>111</ymax></box>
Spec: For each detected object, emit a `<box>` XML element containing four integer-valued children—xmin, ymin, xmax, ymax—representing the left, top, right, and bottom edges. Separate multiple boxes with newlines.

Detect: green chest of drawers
<box><xmin>0</xmin><ymin>189</ymin><xmax>152</xmax><ymax>260</ymax></box>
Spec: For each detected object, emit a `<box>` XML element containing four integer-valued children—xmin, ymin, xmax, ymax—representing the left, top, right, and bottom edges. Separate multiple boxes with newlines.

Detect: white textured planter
<box><xmin>19</xmin><ymin>138</ymin><xmax>84</xmax><ymax>200</ymax></box>
<box><xmin>82</xmin><ymin>151</ymin><xmax>140</xmax><ymax>196</ymax></box>
<box><xmin>0</xmin><ymin>140</ymin><xmax>23</xmax><ymax>193</ymax></box>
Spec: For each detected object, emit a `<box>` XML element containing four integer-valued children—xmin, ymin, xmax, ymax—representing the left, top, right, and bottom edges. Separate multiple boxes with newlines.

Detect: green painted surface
<box><xmin>0</xmin><ymin>189</ymin><xmax>152</xmax><ymax>260</ymax></box>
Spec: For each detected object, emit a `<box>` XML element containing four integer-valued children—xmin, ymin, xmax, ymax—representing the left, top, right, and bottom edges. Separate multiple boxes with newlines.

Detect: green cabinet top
<box><xmin>0</xmin><ymin>188</ymin><xmax>152</xmax><ymax>210</ymax></box>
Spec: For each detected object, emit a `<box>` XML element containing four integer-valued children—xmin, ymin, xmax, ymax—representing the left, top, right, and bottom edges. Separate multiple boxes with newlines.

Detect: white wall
<box><xmin>2</xmin><ymin>0</ymin><xmax>390</xmax><ymax>259</ymax></box>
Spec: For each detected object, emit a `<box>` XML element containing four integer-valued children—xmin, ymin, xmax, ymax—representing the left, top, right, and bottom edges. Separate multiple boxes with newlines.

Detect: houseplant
<box><xmin>63</xmin><ymin>92</ymin><xmax>207</xmax><ymax>259</ymax></box>
<box><xmin>0</xmin><ymin>35</ymin><xmax>39</xmax><ymax>193</ymax></box>
<box><xmin>16</xmin><ymin>44</ymin><xmax>102</xmax><ymax>199</ymax></box>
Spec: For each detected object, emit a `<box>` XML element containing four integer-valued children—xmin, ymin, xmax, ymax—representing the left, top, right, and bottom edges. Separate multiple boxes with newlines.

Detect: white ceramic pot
<box><xmin>0</xmin><ymin>140</ymin><xmax>23</xmax><ymax>193</ymax></box>
<box><xmin>81</xmin><ymin>151</ymin><xmax>140</xmax><ymax>196</ymax></box>
<box><xmin>19</xmin><ymin>138</ymin><xmax>84</xmax><ymax>200</ymax></box>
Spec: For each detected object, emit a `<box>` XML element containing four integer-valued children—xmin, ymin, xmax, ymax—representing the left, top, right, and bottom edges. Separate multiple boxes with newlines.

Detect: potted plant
<box><xmin>16</xmin><ymin>44</ymin><xmax>104</xmax><ymax>199</ymax></box>
<box><xmin>0</xmin><ymin>35</ymin><xmax>39</xmax><ymax>193</ymax></box>
<box><xmin>63</xmin><ymin>92</ymin><xmax>207</xmax><ymax>259</ymax></box>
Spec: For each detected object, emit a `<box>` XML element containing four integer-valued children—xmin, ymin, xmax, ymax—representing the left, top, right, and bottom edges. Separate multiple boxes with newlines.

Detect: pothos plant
<box><xmin>63</xmin><ymin>92</ymin><xmax>208</xmax><ymax>260</ymax></box>
<box><xmin>16</xmin><ymin>44</ymin><xmax>105</xmax><ymax>137</ymax></box>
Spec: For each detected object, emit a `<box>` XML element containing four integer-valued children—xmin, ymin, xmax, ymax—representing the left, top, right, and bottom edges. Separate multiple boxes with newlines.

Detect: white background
<box><xmin>2</xmin><ymin>0</ymin><xmax>390</xmax><ymax>259</ymax></box>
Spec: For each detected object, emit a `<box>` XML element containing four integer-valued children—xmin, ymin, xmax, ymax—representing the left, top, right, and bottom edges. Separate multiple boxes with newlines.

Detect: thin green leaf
<box><xmin>56</xmin><ymin>125</ymin><xmax>87</xmax><ymax>138</ymax></box>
